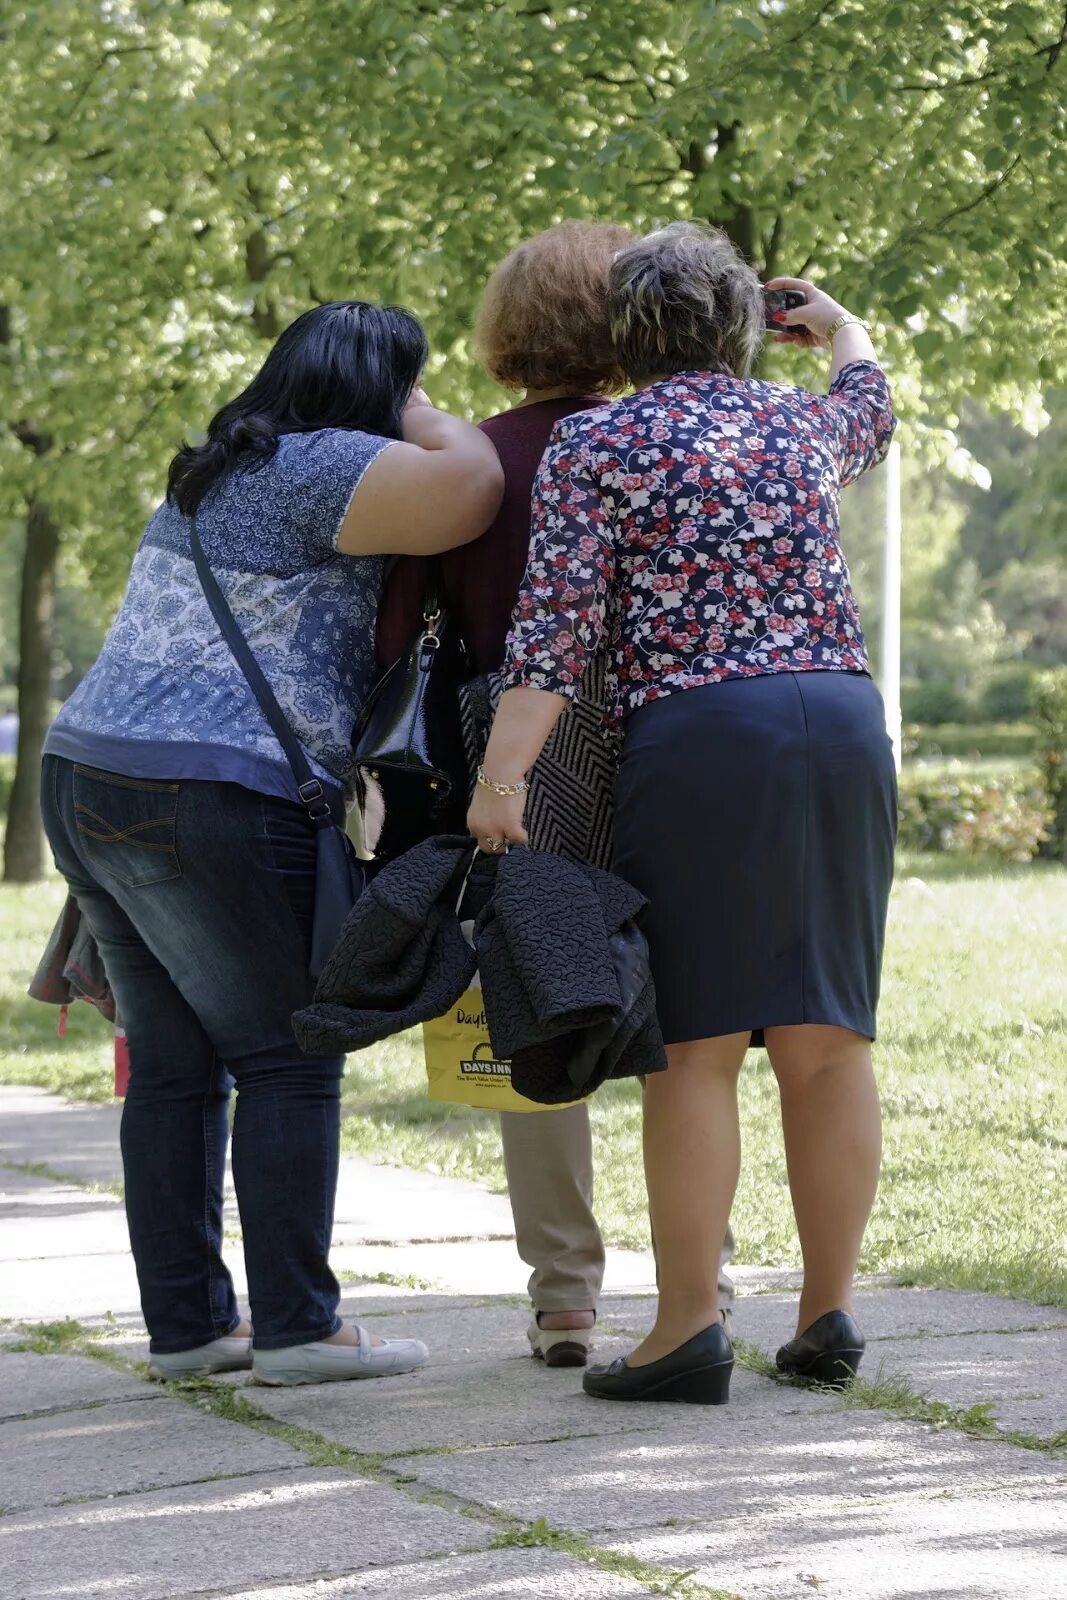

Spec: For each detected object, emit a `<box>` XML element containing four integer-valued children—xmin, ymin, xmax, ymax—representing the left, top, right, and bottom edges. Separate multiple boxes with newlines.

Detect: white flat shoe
<box><xmin>252</xmin><ymin>1323</ymin><xmax>428</xmax><ymax>1386</ymax></box>
<box><xmin>148</xmin><ymin>1334</ymin><xmax>253</xmax><ymax>1381</ymax></box>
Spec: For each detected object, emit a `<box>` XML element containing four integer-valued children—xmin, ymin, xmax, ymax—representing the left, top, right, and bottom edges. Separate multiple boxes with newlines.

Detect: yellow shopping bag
<box><xmin>423</xmin><ymin>976</ymin><xmax>574</xmax><ymax>1113</ymax></box>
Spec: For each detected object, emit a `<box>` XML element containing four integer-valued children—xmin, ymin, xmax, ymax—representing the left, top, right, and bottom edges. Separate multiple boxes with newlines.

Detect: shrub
<box><xmin>979</xmin><ymin>666</ymin><xmax>1038</xmax><ymax>723</ymax></box>
<box><xmin>900</xmin><ymin>680</ymin><xmax>972</xmax><ymax>727</ymax></box>
<box><xmin>1033</xmin><ymin>666</ymin><xmax>1067</xmax><ymax>863</ymax></box>
<box><xmin>904</xmin><ymin>723</ymin><xmax>1037</xmax><ymax>760</ymax></box>
<box><xmin>897</xmin><ymin>768</ymin><xmax>1049</xmax><ymax>862</ymax></box>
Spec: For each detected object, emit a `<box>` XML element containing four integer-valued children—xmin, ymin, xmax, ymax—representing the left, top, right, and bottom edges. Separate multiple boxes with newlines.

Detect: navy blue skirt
<box><xmin>613</xmin><ymin>672</ymin><xmax>897</xmax><ymax>1047</ymax></box>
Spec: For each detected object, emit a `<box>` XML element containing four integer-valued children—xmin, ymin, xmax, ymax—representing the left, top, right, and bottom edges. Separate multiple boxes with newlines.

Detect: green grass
<box><xmin>3</xmin><ymin>856</ymin><xmax>1066</xmax><ymax>1306</ymax></box>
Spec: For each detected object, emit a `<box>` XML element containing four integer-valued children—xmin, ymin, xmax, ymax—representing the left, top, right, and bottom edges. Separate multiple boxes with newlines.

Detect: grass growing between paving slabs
<box><xmin>3</xmin><ymin>856</ymin><xmax>1066</xmax><ymax>1306</ymax></box>
<box><xmin>1</xmin><ymin>1320</ymin><xmax>742</xmax><ymax>1600</ymax></box>
<box><xmin>725</xmin><ymin>1336</ymin><xmax>1067</xmax><ymax>1458</ymax></box>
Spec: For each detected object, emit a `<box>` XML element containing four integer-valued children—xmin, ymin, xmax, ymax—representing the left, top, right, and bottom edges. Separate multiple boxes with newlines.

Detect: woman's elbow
<box><xmin>431</xmin><ymin>456</ymin><xmax>505</xmax><ymax>551</ymax></box>
<box><xmin>470</xmin><ymin>454</ymin><xmax>506</xmax><ymax>530</ymax></box>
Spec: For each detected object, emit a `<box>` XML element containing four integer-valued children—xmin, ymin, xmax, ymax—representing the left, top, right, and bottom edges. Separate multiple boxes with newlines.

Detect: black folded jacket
<box><xmin>292</xmin><ymin>835</ymin><xmax>667</xmax><ymax>1103</ymax></box>
<box><xmin>474</xmin><ymin>845</ymin><xmax>666</xmax><ymax>1102</ymax></box>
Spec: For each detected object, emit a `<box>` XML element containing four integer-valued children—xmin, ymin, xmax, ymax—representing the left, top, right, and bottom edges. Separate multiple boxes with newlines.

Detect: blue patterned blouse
<box><xmin>46</xmin><ymin>428</ymin><xmax>393</xmax><ymax>808</ymax></box>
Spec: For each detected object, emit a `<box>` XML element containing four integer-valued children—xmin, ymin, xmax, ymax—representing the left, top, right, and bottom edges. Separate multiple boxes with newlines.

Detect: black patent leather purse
<box><xmin>353</xmin><ymin>558</ymin><xmax>470</xmax><ymax>858</ymax></box>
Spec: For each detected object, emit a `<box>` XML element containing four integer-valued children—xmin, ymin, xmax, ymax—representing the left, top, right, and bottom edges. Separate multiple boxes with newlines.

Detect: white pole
<box><xmin>881</xmin><ymin>438</ymin><xmax>903</xmax><ymax>773</ymax></box>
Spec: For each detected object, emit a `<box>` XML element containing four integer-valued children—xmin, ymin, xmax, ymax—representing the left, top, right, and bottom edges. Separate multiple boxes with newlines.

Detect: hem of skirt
<box><xmin>660</xmin><ymin>1007</ymin><xmax>876</xmax><ymax>1049</ymax></box>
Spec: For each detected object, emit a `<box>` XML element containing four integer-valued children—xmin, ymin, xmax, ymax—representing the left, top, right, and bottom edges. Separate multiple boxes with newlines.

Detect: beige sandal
<box><xmin>528</xmin><ymin>1314</ymin><xmax>595</xmax><ymax>1368</ymax></box>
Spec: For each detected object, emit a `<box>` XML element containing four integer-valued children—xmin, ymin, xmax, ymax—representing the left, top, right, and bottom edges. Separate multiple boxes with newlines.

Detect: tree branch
<box><xmin>1047</xmin><ymin>2</ymin><xmax>1067</xmax><ymax>71</ymax></box>
<box><xmin>896</xmin><ymin>27</ymin><xmax>1067</xmax><ymax>91</ymax></box>
<box><xmin>877</xmin><ymin>156</ymin><xmax>1023</xmax><ymax>261</ymax></box>
<box><xmin>783</xmin><ymin>0</ymin><xmax>840</xmax><ymax>47</ymax></box>
<box><xmin>200</xmin><ymin>124</ymin><xmax>236</xmax><ymax>171</ymax></box>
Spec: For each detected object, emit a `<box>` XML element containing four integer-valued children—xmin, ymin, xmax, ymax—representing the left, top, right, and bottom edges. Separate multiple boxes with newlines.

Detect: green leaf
<box><xmin>912</xmin><ymin>328</ymin><xmax>944</xmax><ymax>360</ymax></box>
<box><xmin>731</xmin><ymin>15</ymin><xmax>765</xmax><ymax>42</ymax></box>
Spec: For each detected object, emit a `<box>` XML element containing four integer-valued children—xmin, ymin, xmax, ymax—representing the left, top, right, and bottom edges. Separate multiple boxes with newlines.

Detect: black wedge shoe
<box><xmin>776</xmin><ymin>1310</ymin><xmax>865</xmax><ymax>1388</ymax></box>
<box><xmin>583</xmin><ymin>1321</ymin><xmax>733</xmax><ymax>1405</ymax></box>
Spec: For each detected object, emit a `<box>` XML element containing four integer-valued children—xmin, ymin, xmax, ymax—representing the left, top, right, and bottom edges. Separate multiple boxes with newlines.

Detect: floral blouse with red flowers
<box><xmin>501</xmin><ymin>360</ymin><xmax>895</xmax><ymax>723</ymax></box>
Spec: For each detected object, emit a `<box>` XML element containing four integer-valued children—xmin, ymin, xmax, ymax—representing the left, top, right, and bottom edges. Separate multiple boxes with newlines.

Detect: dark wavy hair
<box><xmin>167</xmin><ymin>300</ymin><xmax>429</xmax><ymax>514</ymax></box>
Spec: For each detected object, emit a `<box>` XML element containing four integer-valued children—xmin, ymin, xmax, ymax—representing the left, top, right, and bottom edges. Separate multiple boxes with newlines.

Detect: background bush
<box><xmin>897</xmin><ymin>767</ymin><xmax>1049</xmax><ymax>862</ymax></box>
<box><xmin>904</xmin><ymin>722</ymin><xmax>1037</xmax><ymax>760</ymax></box>
<box><xmin>978</xmin><ymin>665</ymin><xmax>1039</xmax><ymax>723</ymax></box>
<box><xmin>900</xmin><ymin>680</ymin><xmax>973</xmax><ymax>726</ymax></box>
<box><xmin>1033</xmin><ymin>666</ymin><xmax>1067</xmax><ymax>862</ymax></box>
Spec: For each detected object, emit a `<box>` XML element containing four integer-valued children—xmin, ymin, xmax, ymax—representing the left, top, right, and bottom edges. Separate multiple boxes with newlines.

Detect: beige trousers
<box><xmin>500</xmin><ymin>1101</ymin><xmax>736</xmax><ymax>1314</ymax></box>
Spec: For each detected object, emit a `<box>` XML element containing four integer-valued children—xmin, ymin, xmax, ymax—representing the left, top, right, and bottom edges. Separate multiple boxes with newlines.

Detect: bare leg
<box><xmin>764</xmin><ymin>1024</ymin><xmax>882</xmax><ymax>1336</ymax></box>
<box><xmin>629</xmin><ymin>1033</ymin><xmax>750</xmax><ymax>1367</ymax></box>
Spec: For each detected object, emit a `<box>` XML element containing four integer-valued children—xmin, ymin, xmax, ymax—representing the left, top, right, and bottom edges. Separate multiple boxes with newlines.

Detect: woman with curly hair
<box><xmin>379</xmin><ymin>221</ymin><xmax>739</xmax><ymax>1367</ymax></box>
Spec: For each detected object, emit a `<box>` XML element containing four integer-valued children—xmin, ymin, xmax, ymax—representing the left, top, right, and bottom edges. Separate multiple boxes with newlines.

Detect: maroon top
<box><xmin>374</xmin><ymin>397</ymin><xmax>601</xmax><ymax>674</ymax></box>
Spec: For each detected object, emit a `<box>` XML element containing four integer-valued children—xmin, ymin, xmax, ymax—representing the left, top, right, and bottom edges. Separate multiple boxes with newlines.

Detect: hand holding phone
<box><xmin>763</xmin><ymin>288</ymin><xmax>809</xmax><ymax>338</ymax></box>
<box><xmin>764</xmin><ymin>278</ymin><xmax>859</xmax><ymax>349</ymax></box>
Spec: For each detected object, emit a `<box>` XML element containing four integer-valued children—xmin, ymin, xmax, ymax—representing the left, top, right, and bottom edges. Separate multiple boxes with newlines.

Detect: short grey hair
<box><xmin>608</xmin><ymin>221</ymin><xmax>764</xmax><ymax>384</ymax></box>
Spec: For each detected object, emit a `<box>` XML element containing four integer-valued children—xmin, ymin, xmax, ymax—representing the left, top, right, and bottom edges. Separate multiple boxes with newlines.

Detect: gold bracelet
<box><xmin>825</xmin><ymin>314</ymin><xmax>873</xmax><ymax>339</ymax></box>
<box><xmin>476</xmin><ymin>766</ymin><xmax>530</xmax><ymax>797</ymax></box>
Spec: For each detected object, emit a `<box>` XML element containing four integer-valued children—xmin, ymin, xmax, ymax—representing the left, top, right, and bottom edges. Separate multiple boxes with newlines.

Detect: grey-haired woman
<box><xmin>469</xmin><ymin>223</ymin><xmax>897</xmax><ymax>1405</ymax></box>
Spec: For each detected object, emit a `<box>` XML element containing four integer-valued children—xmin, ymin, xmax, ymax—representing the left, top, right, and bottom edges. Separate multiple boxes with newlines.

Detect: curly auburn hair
<box><xmin>475</xmin><ymin>220</ymin><xmax>637</xmax><ymax>394</ymax></box>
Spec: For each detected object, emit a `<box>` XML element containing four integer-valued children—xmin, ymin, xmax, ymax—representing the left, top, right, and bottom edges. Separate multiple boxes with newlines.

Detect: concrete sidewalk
<box><xmin>1</xmin><ymin>1084</ymin><xmax>1065</xmax><ymax>1600</ymax></box>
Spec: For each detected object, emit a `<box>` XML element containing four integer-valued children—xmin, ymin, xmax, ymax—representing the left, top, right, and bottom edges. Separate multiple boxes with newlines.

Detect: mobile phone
<box><xmin>763</xmin><ymin>287</ymin><xmax>809</xmax><ymax>337</ymax></box>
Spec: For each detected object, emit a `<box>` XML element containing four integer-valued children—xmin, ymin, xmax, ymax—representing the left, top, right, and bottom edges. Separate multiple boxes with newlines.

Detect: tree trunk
<box><xmin>3</xmin><ymin>500</ymin><xmax>61</xmax><ymax>883</ymax></box>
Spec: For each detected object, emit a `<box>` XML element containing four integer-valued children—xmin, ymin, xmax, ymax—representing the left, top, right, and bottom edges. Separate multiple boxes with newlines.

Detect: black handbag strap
<box><xmin>189</xmin><ymin>514</ymin><xmax>333</xmax><ymax>826</ymax></box>
<box><xmin>423</xmin><ymin>555</ymin><xmax>442</xmax><ymax>619</ymax></box>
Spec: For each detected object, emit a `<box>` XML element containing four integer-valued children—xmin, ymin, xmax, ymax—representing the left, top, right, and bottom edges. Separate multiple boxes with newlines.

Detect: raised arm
<box><xmin>338</xmin><ymin>393</ymin><xmax>504</xmax><ymax>557</ymax></box>
<box><xmin>766</xmin><ymin>275</ymin><xmax>895</xmax><ymax>484</ymax></box>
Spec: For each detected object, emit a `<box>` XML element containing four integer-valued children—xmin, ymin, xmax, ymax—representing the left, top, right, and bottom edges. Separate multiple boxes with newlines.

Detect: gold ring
<box><xmin>482</xmin><ymin>837</ymin><xmax>504</xmax><ymax>853</ymax></box>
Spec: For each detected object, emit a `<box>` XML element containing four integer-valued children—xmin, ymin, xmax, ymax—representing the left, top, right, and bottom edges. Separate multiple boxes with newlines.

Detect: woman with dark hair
<box><xmin>469</xmin><ymin>224</ymin><xmax>897</xmax><ymax>1405</ymax></box>
<box><xmin>376</xmin><ymin>222</ymin><xmax>731</xmax><ymax>1367</ymax></box>
<box><xmin>41</xmin><ymin>300</ymin><xmax>502</xmax><ymax>1386</ymax></box>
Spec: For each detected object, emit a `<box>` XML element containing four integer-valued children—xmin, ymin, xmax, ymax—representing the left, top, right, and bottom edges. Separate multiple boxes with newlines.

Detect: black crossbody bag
<box><xmin>353</xmin><ymin>556</ymin><xmax>471</xmax><ymax>859</ymax></box>
<box><xmin>189</xmin><ymin>515</ymin><xmax>363</xmax><ymax>977</ymax></box>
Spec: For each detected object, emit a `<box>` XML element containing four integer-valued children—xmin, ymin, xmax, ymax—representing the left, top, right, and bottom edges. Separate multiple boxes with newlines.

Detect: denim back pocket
<box><xmin>73</xmin><ymin>766</ymin><xmax>181</xmax><ymax>888</ymax></box>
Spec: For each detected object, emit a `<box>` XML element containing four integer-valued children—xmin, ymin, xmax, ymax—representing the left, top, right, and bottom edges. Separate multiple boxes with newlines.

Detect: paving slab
<box><xmin>0</xmin><ymin>1166</ymin><xmax>116</xmax><ymax>1209</ymax></box>
<box><xmin>0</xmin><ymin>1393</ymin><xmax>302</xmax><ymax>1513</ymax></box>
<box><xmin>215</xmin><ymin>1547</ymin><xmax>662</xmax><ymax>1599</ymax></box>
<box><xmin>329</xmin><ymin>1238</ymin><xmax>659</xmax><ymax>1298</ymax></box>
<box><xmin>331</xmin><ymin>1156</ymin><xmax>515</xmax><ymax>1244</ymax></box>
<box><xmin>0</xmin><ymin>1086</ymin><xmax>124</xmax><ymax>1186</ymax></box>
<box><xmin>0</xmin><ymin>1352</ymin><xmax>153</xmax><ymax>1418</ymax></box>
<box><xmin>0</xmin><ymin>1469</ymin><xmax>497</xmax><ymax>1600</ymax></box>
<box><xmin>0</xmin><ymin>1201</ymin><xmax>131</xmax><ymax>1261</ymax></box>
<box><xmin>389</xmin><ymin>1406</ymin><xmax>1064</xmax><ymax>1535</ymax></box>
<box><xmin>91</xmin><ymin>1292</ymin><xmax>522</xmax><ymax>1369</ymax></box>
<box><xmin>867</xmin><ymin>1326</ymin><xmax>1067</xmax><ymax>1441</ymax></box>
<box><xmin>600</xmin><ymin>1287</ymin><xmax>1067</xmax><ymax>1345</ymax></box>
<box><xmin>599</xmin><ymin>1479</ymin><xmax>1067</xmax><ymax>1600</ymax></box>
<box><xmin>0</xmin><ymin>1249</ymin><xmax>146</xmax><ymax>1323</ymax></box>
<box><xmin>253</xmin><ymin>1354</ymin><xmax>829</xmax><ymax>1457</ymax></box>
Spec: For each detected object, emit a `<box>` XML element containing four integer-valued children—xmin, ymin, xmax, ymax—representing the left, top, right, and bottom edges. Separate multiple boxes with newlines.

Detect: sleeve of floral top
<box><xmin>817</xmin><ymin>359</ymin><xmax>897</xmax><ymax>486</ymax></box>
<box><xmin>499</xmin><ymin>420</ymin><xmax>615</xmax><ymax>701</ymax></box>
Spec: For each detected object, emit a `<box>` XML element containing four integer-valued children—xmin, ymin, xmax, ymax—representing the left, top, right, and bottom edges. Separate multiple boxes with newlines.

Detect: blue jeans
<box><xmin>40</xmin><ymin>757</ymin><xmax>345</xmax><ymax>1353</ymax></box>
